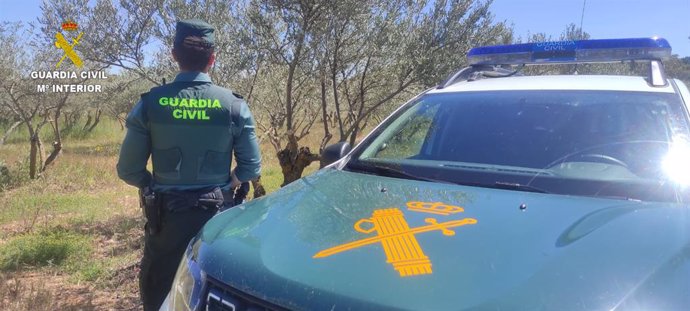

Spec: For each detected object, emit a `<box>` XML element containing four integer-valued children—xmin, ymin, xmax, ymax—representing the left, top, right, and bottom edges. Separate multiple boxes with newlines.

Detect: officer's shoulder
<box><xmin>140</xmin><ymin>84</ymin><xmax>167</xmax><ymax>99</ymax></box>
<box><xmin>210</xmin><ymin>85</ymin><xmax>245</xmax><ymax>100</ymax></box>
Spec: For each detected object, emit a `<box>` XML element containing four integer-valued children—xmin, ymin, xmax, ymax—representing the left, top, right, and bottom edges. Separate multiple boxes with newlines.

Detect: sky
<box><xmin>1</xmin><ymin>0</ymin><xmax>689</xmax><ymax>56</ymax></box>
<box><xmin>490</xmin><ymin>0</ymin><xmax>690</xmax><ymax>56</ymax></box>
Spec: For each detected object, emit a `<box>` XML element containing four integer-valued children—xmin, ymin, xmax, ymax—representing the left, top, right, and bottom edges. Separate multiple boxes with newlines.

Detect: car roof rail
<box><xmin>648</xmin><ymin>60</ymin><xmax>667</xmax><ymax>87</ymax></box>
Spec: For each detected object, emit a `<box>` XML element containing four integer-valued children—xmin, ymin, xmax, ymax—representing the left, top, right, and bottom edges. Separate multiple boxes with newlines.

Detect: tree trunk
<box><xmin>331</xmin><ymin>58</ymin><xmax>345</xmax><ymax>140</ymax></box>
<box><xmin>36</xmin><ymin>134</ymin><xmax>45</xmax><ymax>174</ymax></box>
<box><xmin>277</xmin><ymin>135</ymin><xmax>320</xmax><ymax>186</ymax></box>
<box><xmin>0</xmin><ymin>121</ymin><xmax>21</xmax><ymax>146</ymax></box>
<box><xmin>63</xmin><ymin>111</ymin><xmax>80</xmax><ymax>132</ymax></box>
<box><xmin>349</xmin><ymin>125</ymin><xmax>359</xmax><ymax>146</ymax></box>
<box><xmin>43</xmin><ymin>141</ymin><xmax>62</xmax><ymax>169</ymax></box>
<box><xmin>319</xmin><ymin>75</ymin><xmax>332</xmax><ymax>153</ymax></box>
<box><xmin>87</xmin><ymin>109</ymin><xmax>102</xmax><ymax>132</ymax></box>
<box><xmin>251</xmin><ymin>177</ymin><xmax>266</xmax><ymax>198</ymax></box>
<box><xmin>117</xmin><ymin>116</ymin><xmax>125</xmax><ymax>130</ymax></box>
<box><xmin>82</xmin><ymin>113</ymin><xmax>93</xmax><ymax>131</ymax></box>
<box><xmin>28</xmin><ymin>128</ymin><xmax>38</xmax><ymax>179</ymax></box>
<box><xmin>40</xmin><ymin>106</ymin><xmax>64</xmax><ymax>172</ymax></box>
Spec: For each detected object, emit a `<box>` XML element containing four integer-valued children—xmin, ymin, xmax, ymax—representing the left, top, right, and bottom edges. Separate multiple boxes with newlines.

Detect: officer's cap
<box><xmin>174</xmin><ymin>19</ymin><xmax>215</xmax><ymax>48</ymax></box>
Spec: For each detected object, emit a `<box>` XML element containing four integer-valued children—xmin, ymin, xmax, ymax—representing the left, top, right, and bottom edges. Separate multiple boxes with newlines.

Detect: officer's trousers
<box><xmin>139</xmin><ymin>206</ymin><xmax>215</xmax><ymax>311</ymax></box>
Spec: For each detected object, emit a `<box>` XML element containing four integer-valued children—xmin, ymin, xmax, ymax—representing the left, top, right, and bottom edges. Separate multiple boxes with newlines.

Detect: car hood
<box><xmin>198</xmin><ymin>169</ymin><xmax>690</xmax><ymax>311</ymax></box>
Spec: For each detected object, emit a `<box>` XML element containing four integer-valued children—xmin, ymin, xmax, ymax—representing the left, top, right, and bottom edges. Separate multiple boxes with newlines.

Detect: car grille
<box><xmin>204</xmin><ymin>278</ymin><xmax>287</xmax><ymax>311</ymax></box>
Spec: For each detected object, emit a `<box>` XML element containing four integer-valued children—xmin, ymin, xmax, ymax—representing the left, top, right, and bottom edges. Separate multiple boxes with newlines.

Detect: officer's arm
<box><xmin>233</xmin><ymin>102</ymin><xmax>262</xmax><ymax>182</ymax></box>
<box><xmin>116</xmin><ymin>100</ymin><xmax>152</xmax><ymax>188</ymax></box>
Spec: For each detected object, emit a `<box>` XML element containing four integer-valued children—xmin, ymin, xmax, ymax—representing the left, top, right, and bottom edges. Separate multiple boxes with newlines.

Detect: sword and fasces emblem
<box><xmin>54</xmin><ymin>20</ymin><xmax>83</xmax><ymax>68</ymax></box>
<box><xmin>314</xmin><ymin>202</ymin><xmax>477</xmax><ymax>277</ymax></box>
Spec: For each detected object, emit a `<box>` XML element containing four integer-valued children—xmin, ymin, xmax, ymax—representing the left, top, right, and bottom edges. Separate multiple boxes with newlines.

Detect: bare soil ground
<box><xmin>2</xmin><ymin>267</ymin><xmax>141</xmax><ymax>311</ymax></box>
<box><xmin>1</xmin><ymin>189</ymin><xmax>145</xmax><ymax>310</ymax></box>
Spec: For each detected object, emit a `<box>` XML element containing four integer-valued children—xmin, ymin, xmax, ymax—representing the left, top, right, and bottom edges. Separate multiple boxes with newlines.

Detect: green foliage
<box><xmin>0</xmin><ymin>161</ymin><xmax>9</xmax><ymax>187</ymax></box>
<box><xmin>0</xmin><ymin>192</ymin><xmax>105</xmax><ymax>225</ymax></box>
<box><xmin>376</xmin><ymin>105</ymin><xmax>438</xmax><ymax>159</ymax></box>
<box><xmin>517</xmin><ymin>25</ymin><xmax>690</xmax><ymax>81</ymax></box>
<box><xmin>0</xmin><ymin>229</ymin><xmax>90</xmax><ymax>271</ymax></box>
<box><xmin>259</xmin><ymin>166</ymin><xmax>284</xmax><ymax>195</ymax></box>
<box><xmin>257</xmin><ymin>163</ymin><xmax>319</xmax><ymax>196</ymax></box>
<box><xmin>0</xmin><ymin>158</ymin><xmax>31</xmax><ymax>192</ymax></box>
<box><xmin>0</xmin><ymin>226</ymin><xmax>115</xmax><ymax>284</ymax></box>
<box><xmin>666</xmin><ymin>55</ymin><xmax>690</xmax><ymax>86</ymax></box>
<box><xmin>0</xmin><ymin>121</ymin><xmax>49</xmax><ymax>146</ymax></box>
<box><xmin>72</xmin><ymin>260</ymin><xmax>109</xmax><ymax>283</ymax></box>
<box><xmin>44</xmin><ymin>117</ymin><xmax>125</xmax><ymax>143</ymax></box>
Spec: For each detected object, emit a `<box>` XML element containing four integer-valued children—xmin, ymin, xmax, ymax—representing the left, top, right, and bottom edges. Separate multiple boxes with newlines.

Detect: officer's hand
<box><xmin>230</xmin><ymin>170</ymin><xmax>241</xmax><ymax>189</ymax></box>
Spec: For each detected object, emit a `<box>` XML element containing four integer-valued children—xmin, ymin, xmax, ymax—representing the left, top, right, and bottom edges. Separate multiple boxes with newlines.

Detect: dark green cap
<box><xmin>174</xmin><ymin>19</ymin><xmax>215</xmax><ymax>47</ymax></box>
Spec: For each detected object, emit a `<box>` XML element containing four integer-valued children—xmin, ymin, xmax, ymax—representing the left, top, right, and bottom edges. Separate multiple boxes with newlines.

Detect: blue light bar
<box><xmin>467</xmin><ymin>37</ymin><xmax>672</xmax><ymax>65</ymax></box>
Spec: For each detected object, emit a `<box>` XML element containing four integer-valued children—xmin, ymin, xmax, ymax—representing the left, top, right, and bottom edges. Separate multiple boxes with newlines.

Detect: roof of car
<box><xmin>428</xmin><ymin>75</ymin><xmax>676</xmax><ymax>94</ymax></box>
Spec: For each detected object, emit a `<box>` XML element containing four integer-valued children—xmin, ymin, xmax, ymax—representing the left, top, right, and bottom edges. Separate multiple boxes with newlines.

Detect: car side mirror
<box><xmin>320</xmin><ymin>142</ymin><xmax>352</xmax><ymax>168</ymax></box>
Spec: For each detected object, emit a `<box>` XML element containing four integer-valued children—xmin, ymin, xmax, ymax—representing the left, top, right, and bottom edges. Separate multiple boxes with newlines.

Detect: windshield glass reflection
<box><xmin>349</xmin><ymin>90</ymin><xmax>690</xmax><ymax>202</ymax></box>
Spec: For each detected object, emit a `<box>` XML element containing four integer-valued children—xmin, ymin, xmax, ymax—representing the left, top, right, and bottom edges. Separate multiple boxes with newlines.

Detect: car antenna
<box><xmin>574</xmin><ymin>0</ymin><xmax>587</xmax><ymax>75</ymax></box>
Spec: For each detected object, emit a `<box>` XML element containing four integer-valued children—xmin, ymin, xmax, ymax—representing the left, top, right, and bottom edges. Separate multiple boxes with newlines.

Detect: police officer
<box><xmin>116</xmin><ymin>19</ymin><xmax>261</xmax><ymax>311</ymax></box>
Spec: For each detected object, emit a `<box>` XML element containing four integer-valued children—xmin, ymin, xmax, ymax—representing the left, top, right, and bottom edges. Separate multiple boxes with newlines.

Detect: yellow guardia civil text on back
<box><xmin>158</xmin><ymin>97</ymin><xmax>222</xmax><ymax>120</ymax></box>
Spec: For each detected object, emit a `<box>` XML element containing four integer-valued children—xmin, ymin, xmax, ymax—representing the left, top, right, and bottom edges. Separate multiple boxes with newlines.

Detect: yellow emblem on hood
<box><xmin>314</xmin><ymin>202</ymin><xmax>477</xmax><ymax>277</ymax></box>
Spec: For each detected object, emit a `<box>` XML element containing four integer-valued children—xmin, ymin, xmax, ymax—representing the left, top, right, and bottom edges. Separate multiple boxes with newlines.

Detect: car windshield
<box><xmin>347</xmin><ymin>90</ymin><xmax>690</xmax><ymax>203</ymax></box>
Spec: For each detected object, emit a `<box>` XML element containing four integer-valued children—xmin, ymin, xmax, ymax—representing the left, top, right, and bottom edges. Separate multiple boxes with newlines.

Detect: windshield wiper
<box><xmin>348</xmin><ymin>162</ymin><xmax>551</xmax><ymax>193</ymax></box>
<box><xmin>492</xmin><ymin>182</ymin><xmax>550</xmax><ymax>193</ymax></box>
<box><xmin>348</xmin><ymin>162</ymin><xmax>452</xmax><ymax>184</ymax></box>
<box><xmin>588</xmin><ymin>194</ymin><xmax>642</xmax><ymax>202</ymax></box>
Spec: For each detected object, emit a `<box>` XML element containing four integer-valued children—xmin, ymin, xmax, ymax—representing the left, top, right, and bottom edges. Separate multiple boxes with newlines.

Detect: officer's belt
<box><xmin>159</xmin><ymin>187</ymin><xmax>224</xmax><ymax>213</ymax></box>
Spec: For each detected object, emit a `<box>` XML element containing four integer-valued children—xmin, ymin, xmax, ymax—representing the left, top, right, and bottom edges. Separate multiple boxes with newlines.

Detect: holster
<box><xmin>139</xmin><ymin>187</ymin><xmax>161</xmax><ymax>235</ymax></box>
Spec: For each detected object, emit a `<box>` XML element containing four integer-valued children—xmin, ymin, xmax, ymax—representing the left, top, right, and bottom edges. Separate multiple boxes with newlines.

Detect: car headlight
<box><xmin>160</xmin><ymin>237</ymin><xmax>205</xmax><ymax>311</ymax></box>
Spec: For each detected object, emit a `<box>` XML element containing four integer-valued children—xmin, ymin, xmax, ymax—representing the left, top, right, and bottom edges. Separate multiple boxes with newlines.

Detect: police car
<box><xmin>161</xmin><ymin>38</ymin><xmax>690</xmax><ymax>310</ymax></box>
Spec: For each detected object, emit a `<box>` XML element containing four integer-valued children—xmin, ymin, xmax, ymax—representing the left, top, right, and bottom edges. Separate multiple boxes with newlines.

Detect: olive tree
<box><xmin>0</xmin><ymin>22</ymin><xmax>75</xmax><ymax>178</ymax></box>
<box><xmin>317</xmin><ymin>0</ymin><xmax>514</xmax><ymax>150</ymax></box>
<box><xmin>244</xmin><ymin>0</ymin><xmax>327</xmax><ymax>185</ymax></box>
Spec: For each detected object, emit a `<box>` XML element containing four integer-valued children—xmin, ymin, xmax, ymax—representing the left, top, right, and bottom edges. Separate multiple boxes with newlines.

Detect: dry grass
<box><xmin>0</xmin><ymin>273</ymin><xmax>56</xmax><ymax>311</ymax></box>
<box><xmin>0</xmin><ymin>117</ymin><xmax>330</xmax><ymax>310</ymax></box>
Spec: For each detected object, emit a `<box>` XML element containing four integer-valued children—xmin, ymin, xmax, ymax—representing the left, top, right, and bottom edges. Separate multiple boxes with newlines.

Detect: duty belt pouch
<box><xmin>197</xmin><ymin>187</ymin><xmax>225</xmax><ymax>210</ymax></box>
<box><xmin>164</xmin><ymin>187</ymin><xmax>224</xmax><ymax>213</ymax></box>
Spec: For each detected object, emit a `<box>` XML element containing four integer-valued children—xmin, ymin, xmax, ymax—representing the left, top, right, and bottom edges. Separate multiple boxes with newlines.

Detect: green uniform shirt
<box><xmin>116</xmin><ymin>72</ymin><xmax>261</xmax><ymax>192</ymax></box>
